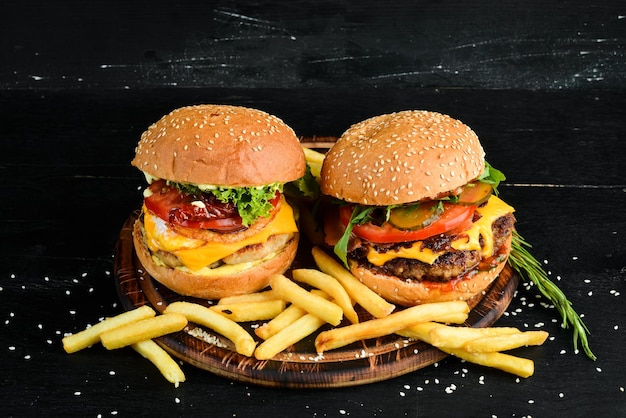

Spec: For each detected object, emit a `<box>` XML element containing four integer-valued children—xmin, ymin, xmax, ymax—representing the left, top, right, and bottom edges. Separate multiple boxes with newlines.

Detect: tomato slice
<box><xmin>339</xmin><ymin>203</ymin><xmax>476</xmax><ymax>243</ymax></box>
<box><xmin>143</xmin><ymin>180</ymin><xmax>279</xmax><ymax>232</ymax></box>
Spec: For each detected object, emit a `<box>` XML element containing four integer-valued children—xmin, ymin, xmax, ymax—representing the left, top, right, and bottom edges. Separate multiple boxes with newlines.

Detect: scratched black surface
<box><xmin>2</xmin><ymin>0</ymin><xmax>625</xmax><ymax>90</ymax></box>
<box><xmin>2</xmin><ymin>1</ymin><xmax>626</xmax><ymax>417</ymax></box>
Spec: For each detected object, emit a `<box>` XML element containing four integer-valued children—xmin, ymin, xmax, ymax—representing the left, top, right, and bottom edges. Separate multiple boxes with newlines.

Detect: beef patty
<box><xmin>350</xmin><ymin>213</ymin><xmax>516</xmax><ymax>283</ymax></box>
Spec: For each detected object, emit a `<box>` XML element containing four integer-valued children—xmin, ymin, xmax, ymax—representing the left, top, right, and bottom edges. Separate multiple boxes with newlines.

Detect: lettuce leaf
<box><xmin>210</xmin><ymin>183</ymin><xmax>283</xmax><ymax>226</ymax></box>
<box><xmin>172</xmin><ymin>181</ymin><xmax>282</xmax><ymax>226</ymax></box>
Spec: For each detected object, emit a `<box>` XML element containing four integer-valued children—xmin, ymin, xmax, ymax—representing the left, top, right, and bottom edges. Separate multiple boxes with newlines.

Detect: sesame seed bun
<box><xmin>130</xmin><ymin>104</ymin><xmax>305</xmax><ymax>300</ymax></box>
<box><xmin>320</xmin><ymin>110</ymin><xmax>485</xmax><ymax>205</ymax></box>
<box><xmin>349</xmin><ymin>236</ymin><xmax>512</xmax><ymax>306</ymax></box>
<box><xmin>132</xmin><ymin>220</ymin><xmax>299</xmax><ymax>299</ymax></box>
<box><xmin>132</xmin><ymin>104</ymin><xmax>305</xmax><ymax>186</ymax></box>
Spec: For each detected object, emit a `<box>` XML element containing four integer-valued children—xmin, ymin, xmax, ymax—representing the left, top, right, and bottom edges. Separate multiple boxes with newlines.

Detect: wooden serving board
<box><xmin>113</xmin><ymin>136</ymin><xmax>519</xmax><ymax>388</ymax></box>
<box><xmin>114</xmin><ymin>209</ymin><xmax>518</xmax><ymax>388</ymax></box>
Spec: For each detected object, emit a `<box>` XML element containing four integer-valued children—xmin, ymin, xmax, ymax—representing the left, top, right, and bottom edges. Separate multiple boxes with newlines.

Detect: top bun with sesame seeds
<box><xmin>132</xmin><ymin>104</ymin><xmax>305</xmax><ymax>186</ymax></box>
<box><xmin>130</xmin><ymin>104</ymin><xmax>306</xmax><ymax>300</ymax></box>
<box><xmin>320</xmin><ymin>110</ymin><xmax>485</xmax><ymax>206</ymax></box>
<box><xmin>320</xmin><ymin>110</ymin><xmax>516</xmax><ymax>306</ymax></box>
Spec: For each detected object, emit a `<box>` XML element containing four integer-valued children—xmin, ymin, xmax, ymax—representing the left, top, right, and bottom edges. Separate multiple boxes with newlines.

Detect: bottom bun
<box><xmin>133</xmin><ymin>220</ymin><xmax>298</xmax><ymax>300</ymax></box>
<box><xmin>349</xmin><ymin>236</ymin><xmax>512</xmax><ymax>307</ymax></box>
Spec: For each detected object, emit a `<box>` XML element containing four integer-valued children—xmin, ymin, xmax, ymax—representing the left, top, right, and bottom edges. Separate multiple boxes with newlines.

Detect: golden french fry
<box><xmin>132</xmin><ymin>339</ymin><xmax>186</xmax><ymax>387</ymax></box>
<box><xmin>164</xmin><ymin>301</ymin><xmax>256</xmax><ymax>357</ymax></box>
<box><xmin>100</xmin><ymin>313</ymin><xmax>188</xmax><ymax>350</ymax></box>
<box><xmin>255</xmin><ymin>290</ymin><xmax>330</xmax><ymax>340</ymax></box>
<box><xmin>430</xmin><ymin>312</ymin><xmax>471</xmax><ymax>325</ymax></box>
<box><xmin>315</xmin><ymin>301</ymin><xmax>469</xmax><ymax>354</ymax></box>
<box><xmin>62</xmin><ymin>305</ymin><xmax>156</xmax><ymax>353</ymax></box>
<box><xmin>429</xmin><ymin>325</ymin><xmax>523</xmax><ymax>349</ymax></box>
<box><xmin>255</xmin><ymin>304</ymin><xmax>308</xmax><ymax>340</ymax></box>
<box><xmin>311</xmin><ymin>246</ymin><xmax>395</xmax><ymax>319</ymax></box>
<box><xmin>302</xmin><ymin>146</ymin><xmax>325</xmax><ymax>164</ymax></box>
<box><xmin>292</xmin><ymin>268</ymin><xmax>359</xmax><ymax>324</ymax></box>
<box><xmin>255</xmin><ymin>313</ymin><xmax>326</xmax><ymax>360</ymax></box>
<box><xmin>217</xmin><ymin>290</ymin><xmax>279</xmax><ymax>305</ymax></box>
<box><xmin>210</xmin><ymin>299</ymin><xmax>287</xmax><ymax>322</ymax></box>
<box><xmin>270</xmin><ymin>274</ymin><xmax>344</xmax><ymax>326</ymax></box>
<box><xmin>398</xmin><ymin>322</ymin><xmax>535</xmax><ymax>378</ymax></box>
<box><xmin>450</xmin><ymin>348</ymin><xmax>535</xmax><ymax>378</ymax></box>
<box><xmin>302</xmin><ymin>146</ymin><xmax>325</xmax><ymax>180</ymax></box>
<box><xmin>463</xmin><ymin>331</ymin><xmax>549</xmax><ymax>353</ymax></box>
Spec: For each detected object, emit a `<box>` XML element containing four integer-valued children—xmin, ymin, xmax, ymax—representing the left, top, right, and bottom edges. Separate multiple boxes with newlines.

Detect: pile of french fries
<box><xmin>63</xmin><ymin>245</ymin><xmax>548</xmax><ymax>385</ymax></box>
<box><xmin>62</xmin><ymin>305</ymin><xmax>187</xmax><ymax>386</ymax></box>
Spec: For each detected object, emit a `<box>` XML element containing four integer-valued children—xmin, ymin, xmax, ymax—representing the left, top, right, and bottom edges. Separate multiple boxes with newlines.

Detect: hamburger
<box><xmin>131</xmin><ymin>104</ymin><xmax>306</xmax><ymax>299</ymax></box>
<box><xmin>320</xmin><ymin>110</ymin><xmax>515</xmax><ymax>306</ymax></box>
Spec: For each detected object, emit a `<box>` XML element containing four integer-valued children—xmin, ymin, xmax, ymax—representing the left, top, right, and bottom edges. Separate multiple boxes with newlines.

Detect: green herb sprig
<box><xmin>509</xmin><ymin>230</ymin><xmax>596</xmax><ymax>360</ymax></box>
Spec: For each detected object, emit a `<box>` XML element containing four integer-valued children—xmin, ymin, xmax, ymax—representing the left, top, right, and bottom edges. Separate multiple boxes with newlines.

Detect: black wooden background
<box><xmin>2</xmin><ymin>1</ymin><xmax>625</xmax><ymax>417</ymax></box>
<box><xmin>2</xmin><ymin>0</ymin><xmax>624</xmax><ymax>90</ymax></box>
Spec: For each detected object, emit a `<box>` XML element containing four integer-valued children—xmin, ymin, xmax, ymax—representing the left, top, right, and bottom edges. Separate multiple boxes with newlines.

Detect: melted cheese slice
<box><xmin>366</xmin><ymin>195</ymin><xmax>514</xmax><ymax>267</ymax></box>
<box><xmin>143</xmin><ymin>199</ymin><xmax>298</xmax><ymax>271</ymax></box>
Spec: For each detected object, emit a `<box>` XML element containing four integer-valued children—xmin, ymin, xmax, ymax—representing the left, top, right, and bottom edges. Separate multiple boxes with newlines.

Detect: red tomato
<box><xmin>339</xmin><ymin>203</ymin><xmax>476</xmax><ymax>243</ymax></box>
<box><xmin>144</xmin><ymin>180</ymin><xmax>278</xmax><ymax>231</ymax></box>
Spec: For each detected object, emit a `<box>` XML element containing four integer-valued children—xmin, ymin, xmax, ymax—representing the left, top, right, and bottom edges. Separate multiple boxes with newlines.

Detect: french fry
<box><xmin>302</xmin><ymin>146</ymin><xmax>325</xmax><ymax>180</ymax></box>
<box><xmin>463</xmin><ymin>331</ymin><xmax>549</xmax><ymax>353</ymax></box>
<box><xmin>62</xmin><ymin>305</ymin><xmax>156</xmax><ymax>353</ymax></box>
<box><xmin>428</xmin><ymin>311</ymin><xmax>472</xmax><ymax>325</ymax></box>
<box><xmin>210</xmin><ymin>299</ymin><xmax>287</xmax><ymax>322</ymax></box>
<box><xmin>292</xmin><ymin>268</ymin><xmax>359</xmax><ymax>324</ymax></box>
<box><xmin>429</xmin><ymin>325</ymin><xmax>523</xmax><ymax>349</ymax></box>
<box><xmin>270</xmin><ymin>274</ymin><xmax>344</xmax><ymax>326</ymax></box>
<box><xmin>315</xmin><ymin>301</ymin><xmax>469</xmax><ymax>353</ymax></box>
<box><xmin>450</xmin><ymin>348</ymin><xmax>535</xmax><ymax>378</ymax></box>
<box><xmin>302</xmin><ymin>146</ymin><xmax>325</xmax><ymax>164</ymax></box>
<box><xmin>164</xmin><ymin>301</ymin><xmax>256</xmax><ymax>357</ymax></box>
<box><xmin>255</xmin><ymin>313</ymin><xmax>326</xmax><ymax>360</ymax></box>
<box><xmin>255</xmin><ymin>304</ymin><xmax>308</xmax><ymax>340</ymax></box>
<box><xmin>132</xmin><ymin>339</ymin><xmax>186</xmax><ymax>387</ymax></box>
<box><xmin>311</xmin><ymin>246</ymin><xmax>395</xmax><ymax>319</ymax></box>
<box><xmin>217</xmin><ymin>290</ymin><xmax>279</xmax><ymax>305</ymax></box>
<box><xmin>100</xmin><ymin>313</ymin><xmax>188</xmax><ymax>350</ymax></box>
<box><xmin>398</xmin><ymin>322</ymin><xmax>535</xmax><ymax>378</ymax></box>
<box><xmin>255</xmin><ymin>290</ymin><xmax>330</xmax><ymax>340</ymax></box>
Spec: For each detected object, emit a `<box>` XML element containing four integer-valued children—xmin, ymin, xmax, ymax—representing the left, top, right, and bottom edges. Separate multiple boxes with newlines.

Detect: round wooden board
<box><xmin>114</xmin><ymin>210</ymin><xmax>519</xmax><ymax>389</ymax></box>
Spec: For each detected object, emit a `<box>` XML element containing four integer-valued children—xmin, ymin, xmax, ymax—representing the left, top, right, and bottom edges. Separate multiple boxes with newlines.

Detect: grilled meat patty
<box><xmin>351</xmin><ymin>213</ymin><xmax>516</xmax><ymax>283</ymax></box>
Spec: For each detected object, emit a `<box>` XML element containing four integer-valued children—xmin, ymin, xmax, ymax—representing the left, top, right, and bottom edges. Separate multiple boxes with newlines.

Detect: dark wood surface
<box><xmin>2</xmin><ymin>1</ymin><xmax>625</xmax><ymax>90</ymax></box>
<box><xmin>2</xmin><ymin>1</ymin><xmax>626</xmax><ymax>417</ymax></box>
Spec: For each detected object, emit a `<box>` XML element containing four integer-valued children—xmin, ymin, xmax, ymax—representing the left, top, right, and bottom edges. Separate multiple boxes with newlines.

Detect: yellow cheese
<box><xmin>451</xmin><ymin>195</ymin><xmax>515</xmax><ymax>257</ymax></box>
<box><xmin>144</xmin><ymin>212</ymin><xmax>205</xmax><ymax>253</ymax></box>
<box><xmin>366</xmin><ymin>244</ymin><xmax>443</xmax><ymax>266</ymax></box>
<box><xmin>143</xmin><ymin>199</ymin><xmax>298</xmax><ymax>271</ymax></box>
<box><xmin>365</xmin><ymin>195</ymin><xmax>514</xmax><ymax>267</ymax></box>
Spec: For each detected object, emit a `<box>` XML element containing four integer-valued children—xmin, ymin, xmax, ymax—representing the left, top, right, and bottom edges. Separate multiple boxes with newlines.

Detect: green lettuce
<box><xmin>173</xmin><ymin>181</ymin><xmax>282</xmax><ymax>226</ymax></box>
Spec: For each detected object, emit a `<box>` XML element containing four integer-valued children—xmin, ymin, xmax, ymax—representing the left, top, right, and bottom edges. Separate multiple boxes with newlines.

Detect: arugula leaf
<box><xmin>478</xmin><ymin>162</ymin><xmax>506</xmax><ymax>194</ymax></box>
<box><xmin>334</xmin><ymin>205</ymin><xmax>376</xmax><ymax>267</ymax></box>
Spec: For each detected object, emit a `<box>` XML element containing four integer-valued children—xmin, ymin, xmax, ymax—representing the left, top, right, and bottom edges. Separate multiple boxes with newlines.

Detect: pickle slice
<box><xmin>456</xmin><ymin>181</ymin><xmax>492</xmax><ymax>206</ymax></box>
<box><xmin>388</xmin><ymin>201</ymin><xmax>443</xmax><ymax>230</ymax></box>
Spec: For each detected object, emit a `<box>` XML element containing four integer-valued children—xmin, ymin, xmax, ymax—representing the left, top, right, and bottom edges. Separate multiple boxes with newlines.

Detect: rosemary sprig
<box><xmin>508</xmin><ymin>230</ymin><xmax>596</xmax><ymax>360</ymax></box>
